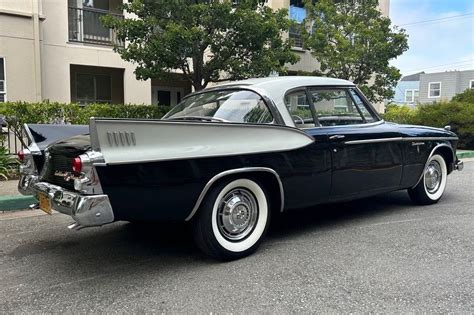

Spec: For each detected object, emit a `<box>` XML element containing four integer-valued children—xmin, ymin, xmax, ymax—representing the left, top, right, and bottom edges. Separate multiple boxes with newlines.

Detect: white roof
<box><xmin>217</xmin><ymin>76</ymin><xmax>355</xmax><ymax>127</ymax></box>
<box><xmin>219</xmin><ymin>76</ymin><xmax>354</xmax><ymax>89</ymax></box>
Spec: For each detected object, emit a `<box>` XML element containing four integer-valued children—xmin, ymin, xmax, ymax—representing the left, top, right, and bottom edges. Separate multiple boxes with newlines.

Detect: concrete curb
<box><xmin>457</xmin><ymin>150</ymin><xmax>474</xmax><ymax>159</ymax></box>
<box><xmin>0</xmin><ymin>195</ymin><xmax>36</xmax><ymax>211</ymax></box>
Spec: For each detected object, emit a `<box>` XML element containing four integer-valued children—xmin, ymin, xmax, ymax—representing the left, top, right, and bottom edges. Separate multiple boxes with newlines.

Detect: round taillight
<box><xmin>18</xmin><ymin>150</ymin><xmax>25</xmax><ymax>162</ymax></box>
<box><xmin>72</xmin><ymin>157</ymin><xmax>82</xmax><ymax>173</ymax></box>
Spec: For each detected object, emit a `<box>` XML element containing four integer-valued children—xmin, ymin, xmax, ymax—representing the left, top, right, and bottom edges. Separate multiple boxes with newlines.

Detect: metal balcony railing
<box><xmin>68</xmin><ymin>7</ymin><xmax>124</xmax><ymax>47</ymax></box>
<box><xmin>289</xmin><ymin>25</ymin><xmax>303</xmax><ymax>48</ymax></box>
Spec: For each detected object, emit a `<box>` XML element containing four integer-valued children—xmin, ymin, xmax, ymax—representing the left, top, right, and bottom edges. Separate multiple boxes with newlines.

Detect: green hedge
<box><xmin>0</xmin><ymin>102</ymin><xmax>170</xmax><ymax>149</ymax></box>
<box><xmin>0</xmin><ymin>101</ymin><xmax>170</xmax><ymax>125</ymax></box>
<box><xmin>384</xmin><ymin>101</ymin><xmax>474</xmax><ymax>149</ymax></box>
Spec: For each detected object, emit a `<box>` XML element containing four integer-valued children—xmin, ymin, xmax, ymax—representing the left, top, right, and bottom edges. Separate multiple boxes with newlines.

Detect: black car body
<box><xmin>18</xmin><ymin>77</ymin><xmax>464</xmax><ymax>260</ymax></box>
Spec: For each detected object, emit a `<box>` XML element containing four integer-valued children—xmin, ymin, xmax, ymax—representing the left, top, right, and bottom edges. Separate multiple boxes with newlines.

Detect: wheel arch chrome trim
<box><xmin>185</xmin><ymin>167</ymin><xmax>285</xmax><ymax>221</ymax></box>
<box><xmin>413</xmin><ymin>143</ymin><xmax>455</xmax><ymax>188</ymax></box>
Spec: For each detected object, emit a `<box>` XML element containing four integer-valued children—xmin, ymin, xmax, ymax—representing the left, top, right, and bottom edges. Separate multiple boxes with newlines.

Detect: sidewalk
<box><xmin>0</xmin><ymin>180</ymin><xmax>36</xmax><ymax>211</ymax></box>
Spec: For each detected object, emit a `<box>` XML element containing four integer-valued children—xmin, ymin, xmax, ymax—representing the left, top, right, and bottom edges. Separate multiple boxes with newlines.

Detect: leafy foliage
<box><xmin>302</xmin><ymin>0</ymin><xmax>408</xmax><ymax>103</ymax></box>
<box><xmin>102</xmin><ymin>0</ymin><xmax>299</xmax><ymax>91</ymax></box>
<box><xmin>384</xmin><ymin>102</ymin><xmax>474</xmax><ymax>149</ymax></box>
<box><xmin>452</xmin><ymin>88</ymin><xmax>474</xmax><ymax>103</ymax></box>
<box><xmin>0</xmin><ymin>135</ymin><xmax>17</xmax><ymax>180</ymax></box>
<box><xmin>0</xmin><ymin>102</ymin><xmax>170</xmax><ymax>150</ymax></box>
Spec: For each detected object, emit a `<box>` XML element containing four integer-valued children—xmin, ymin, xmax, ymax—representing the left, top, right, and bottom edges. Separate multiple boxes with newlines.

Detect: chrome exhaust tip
<box><xmin>455</xmin><ymin>160</ymin><xmax>464</xmax><ymax>171</ymax></box>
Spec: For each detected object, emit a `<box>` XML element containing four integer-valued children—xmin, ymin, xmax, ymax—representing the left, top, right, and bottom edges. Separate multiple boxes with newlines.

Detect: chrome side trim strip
<box><xmin>345</xmin><ymin>136</ymin><xmax>458</xmax><ymax>145</ymax></box>
<box><xmin>185</xmin><ymin>167</ymin><xmax>285</xmax><ymax>221</ymax></box>
<box><xmin>402</xmin><ymin>137</ymin><xmax>458</xmax><ymax>141</ymax></box>
<box><xmin>412</xmin><ymin>143</ymin><xmax>455</xmax><ymax>188</ymax></box>
<box><xmin>345</xmin><ymin>137</ymin><xmax>402</xmax><ymax>145</ymax></box>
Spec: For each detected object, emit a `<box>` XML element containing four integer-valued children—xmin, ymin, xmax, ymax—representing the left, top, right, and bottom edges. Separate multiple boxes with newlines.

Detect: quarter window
<box><xmin>284</xmin><ymin>90</ymin><xmax>315</xmax><ymax>128</ymax></box>
<box><xmin>0</xmin><ymin>57</ymin><xmax>6</xmax><ymax>102</ymax></box>
<box><xmin>428</xmin><ymin>82</ymin><xmax>441</xmax><ymax>98</ymax></box>
<box><xmin>308</xmin><ymin>88</ymin><xmax>377</xmax><ymax>126</ymax></box>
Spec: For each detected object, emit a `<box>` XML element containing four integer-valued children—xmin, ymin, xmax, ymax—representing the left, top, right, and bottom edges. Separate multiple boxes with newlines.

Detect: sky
<box><xmin>389</xmin><ymin>0</ymin><xmax>474</xmax><ymax>77</ymax></box>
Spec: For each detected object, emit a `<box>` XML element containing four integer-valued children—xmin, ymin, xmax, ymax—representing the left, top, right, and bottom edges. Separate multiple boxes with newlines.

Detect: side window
<box><xmin>349</xmin><ymin>89</ymin><xmax>377</xmax><ymax>123</ymax></box>
<box><xmin>309</xmin><ymin>88</ymin><xmax>376</xmax><ymax>126</ymax></box>
<box><xmin>284</xmin><ymin>90</ymin><xmax>315</xmax><ymax>128</ymax></box>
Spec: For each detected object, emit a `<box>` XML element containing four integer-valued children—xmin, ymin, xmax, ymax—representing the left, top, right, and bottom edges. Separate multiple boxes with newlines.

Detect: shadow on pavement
<box><xmin>7</xmin><ymin>190</ymin><xmax>417</xmax><ymax>278</ymax></box>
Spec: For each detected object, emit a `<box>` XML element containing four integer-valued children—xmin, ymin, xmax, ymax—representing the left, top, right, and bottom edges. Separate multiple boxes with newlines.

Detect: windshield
<box><xmin>163</xmin><ymin>89</ymin><xmax>274</xmax><ymax>124</ymax></box>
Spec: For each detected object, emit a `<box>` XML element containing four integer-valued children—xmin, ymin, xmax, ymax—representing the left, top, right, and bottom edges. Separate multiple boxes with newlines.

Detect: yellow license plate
<box><xmin>38</xmin><ymin>193</ymin><xmax>52</xmax><ymax>215</ymax></box>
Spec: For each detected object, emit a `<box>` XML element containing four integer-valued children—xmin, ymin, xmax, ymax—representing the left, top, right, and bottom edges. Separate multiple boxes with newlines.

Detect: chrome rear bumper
<box><xmin>18</xmin><ymin>174</ymin><xmax>39</xmax><ymax>195</ymax></box>
<box><xmin>29</xmin><ymin>180</ymin><xmax>114</xmax><ymax>229</ymax></box>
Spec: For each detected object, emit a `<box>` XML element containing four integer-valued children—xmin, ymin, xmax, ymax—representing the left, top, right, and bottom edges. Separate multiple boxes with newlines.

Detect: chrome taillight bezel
<box><xmin>73</xmin><ymin>151</ymin><xmax>104</xmax><ymax>195</ymax></box>
<box><xmin>19</xmin><ymin>148</ymin><xmax>37</xmax><ymax>176</ymax></box>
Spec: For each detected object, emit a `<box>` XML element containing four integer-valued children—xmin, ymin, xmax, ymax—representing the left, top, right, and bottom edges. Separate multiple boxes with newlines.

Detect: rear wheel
<box><xmin>192</xmin><ymin>178</ymin><xmax>271</xmax><ymax>261</ymax></box>
<box><xmin>408</xmin><ymin>154</ymin><xmax>447</xmax><ymax>205</ymax></box>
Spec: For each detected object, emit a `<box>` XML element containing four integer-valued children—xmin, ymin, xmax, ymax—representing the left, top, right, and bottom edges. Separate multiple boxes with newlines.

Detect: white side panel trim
<box><xmin>90</xmin><ymin>119</ymin><xmax>314</xmax><ymax>165</ymax></box>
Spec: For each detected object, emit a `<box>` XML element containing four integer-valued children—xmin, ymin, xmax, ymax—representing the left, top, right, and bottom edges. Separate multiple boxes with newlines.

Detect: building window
<box><xmin>0</xmin><ymin>57</ymin><xmax>6</xmax><ymax>102</ymax></box>
<box><xmin>405</xmin><ymin>89</ymin><xmax>419</xmax><ymax>103</ymax></box>
<box><xmin>76</xmin><ymin>73</ymin><xmax>112</xmax><ymax>105</ymax></box>
<box><xmin>428</xmin><ymin>82</ymin><xmax>441</xmax><ymax>98</ymax></box>
<box><xmin>470</xmin><ymin>80</ymin><xmax>474</xmax><ymax>89</ymax></box>
<box><xmin>152</xmin><ymin>86</ymin><xmax>184</xmax><ymax>107</ymax></box>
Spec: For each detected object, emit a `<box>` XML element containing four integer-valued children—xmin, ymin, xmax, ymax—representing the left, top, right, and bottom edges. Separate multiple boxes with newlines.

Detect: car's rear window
<box><xmin>163</xmin><ymin>89</ymin><xmax>273</xmax><ymax>124</ymax></box>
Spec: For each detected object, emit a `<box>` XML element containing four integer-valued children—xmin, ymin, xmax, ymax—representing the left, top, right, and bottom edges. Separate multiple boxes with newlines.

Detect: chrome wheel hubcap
<box><xmin>217</xmin><ymin>188</ymin><xmax>258</xmax><ymax>241</ymax></box>
<box><xmin>424</xmin><ymin>160</ymin><xmax>442</xmax><ymax>194</ymax></box>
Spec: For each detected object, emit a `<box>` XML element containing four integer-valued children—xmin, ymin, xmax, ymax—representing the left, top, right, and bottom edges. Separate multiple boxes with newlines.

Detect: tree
<box><xmin>102</xmin><ymin>0</ymin><xmax>299</xmax><ymax>91</ymax></box>
<box><xmin>301</xmin><ymin>0</ymin><xmax>408</xmax><ymax>103</ymax></box>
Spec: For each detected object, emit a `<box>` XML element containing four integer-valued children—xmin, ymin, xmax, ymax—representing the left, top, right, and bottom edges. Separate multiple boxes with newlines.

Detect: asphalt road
<box><xmin>1</xmin><ymin>162</ymin><xmax>473</xmax><ymax>313</ymax></box>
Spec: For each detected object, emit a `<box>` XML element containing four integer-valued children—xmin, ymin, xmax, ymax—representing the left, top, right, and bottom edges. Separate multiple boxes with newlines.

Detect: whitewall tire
<box><xmin>192</xmin><ymin>177</ymin><xmax>271</xmax><ymax>261</ymax></box>
<box><xmin>408</xmin><ymin>154</ymin><xmax>448</xmax><ymax>205</ymax></box>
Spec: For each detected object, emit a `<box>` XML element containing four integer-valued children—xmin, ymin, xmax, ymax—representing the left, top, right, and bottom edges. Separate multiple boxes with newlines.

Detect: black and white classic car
<box><xmin>18</xmin><ymin>77</ymin><xmax>463</xmax><ymax>260</ymax></box>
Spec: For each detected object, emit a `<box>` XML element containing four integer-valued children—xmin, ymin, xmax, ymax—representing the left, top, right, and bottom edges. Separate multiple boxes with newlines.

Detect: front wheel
<box><xmin>192</xmin><ymin>178</ymin><xmax>271</xmax><ymax>261</ymax></box>
<box><xmin>408</xmin><ymin>154</ymin><xmax>448</xmax><ymax>205</ymax></box>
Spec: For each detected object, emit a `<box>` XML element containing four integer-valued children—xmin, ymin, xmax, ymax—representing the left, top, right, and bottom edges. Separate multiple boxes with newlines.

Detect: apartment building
<box><xmin>0</xmin><ymin>0</ymin><xmax>191</xmax><ymax>106</ymax></box>
<box><xmin>418</xmin><ymin>70</ymin><xmax>474</xmax><ymax>104</ymax></box>
<box><xmin>0</xmin><ymin>0</ymin><xmax>390</xmax><ymax>107</ymax></box>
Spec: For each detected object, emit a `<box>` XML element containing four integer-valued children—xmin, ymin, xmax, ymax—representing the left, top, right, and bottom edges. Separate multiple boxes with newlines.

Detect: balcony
<box><xmin>289</xmin><ymin>25</ymin><xmax>303</xmax><ymax>48</ymax></box>
<box><xmin>68</xmin><ymin>6</ymin><xmax>123</xmax><ymax>47</ymax></box>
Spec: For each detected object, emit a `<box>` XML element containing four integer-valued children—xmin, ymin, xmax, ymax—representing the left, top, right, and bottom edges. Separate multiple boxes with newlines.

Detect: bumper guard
<box><xmin>26</xmin><ymin>178</ymin><xmax>114</xmax><ymax>229</ymax></box>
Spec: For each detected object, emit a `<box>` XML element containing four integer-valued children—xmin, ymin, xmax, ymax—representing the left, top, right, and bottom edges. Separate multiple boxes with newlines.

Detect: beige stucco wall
<box><xmin>40</xmin><ymin>0</ymin><xmax>151</xmax><ymax>104</ymax></box>
<box><xmin>0</xmin><ymin>0</ymin><xmax>34</xmax><ymax>14</ymax></box>
<box><xmin>0</xmin><ymin>0</ymin><xmax>151</xmax><ymax>104</ymax></box>
<box><xmin>0</xmin><ymin>12</ymin><xmax>38</xmax><ymax>102</ymax></box>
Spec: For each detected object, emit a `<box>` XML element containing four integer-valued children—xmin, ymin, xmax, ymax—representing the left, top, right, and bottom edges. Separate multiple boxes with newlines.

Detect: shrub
<box><xmin>452</xmin><ymin>88</ymin><xmax>474</xmax><ymax>103</ymax></box>
<box><xmin>0</xmin><ymin>134</ymin><xmax>17</xmax><ymax>180</ymax></box>
<box><xmin>0</xmin><ymin>102</ymin><xmax>170</xmax><ymax>147</ymax></box>
<box><xmin>383</xmin><ymin>101</ymin><xmax>474</xmax><ymax>149</ymax></box>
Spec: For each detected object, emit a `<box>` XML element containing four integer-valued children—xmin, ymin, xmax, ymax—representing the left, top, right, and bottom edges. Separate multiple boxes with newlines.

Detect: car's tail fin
<box><xmin>89</xmin><ymin>118</ymin><xmax>314</xmax><ymax>165</ymax></box>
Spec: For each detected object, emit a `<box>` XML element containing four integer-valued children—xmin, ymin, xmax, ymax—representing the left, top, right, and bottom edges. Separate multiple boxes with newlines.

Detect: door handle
<box><xmin>329</xmin><ymin>135</ymin><xmax>345</xmax><ymax>140</ymax></box>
